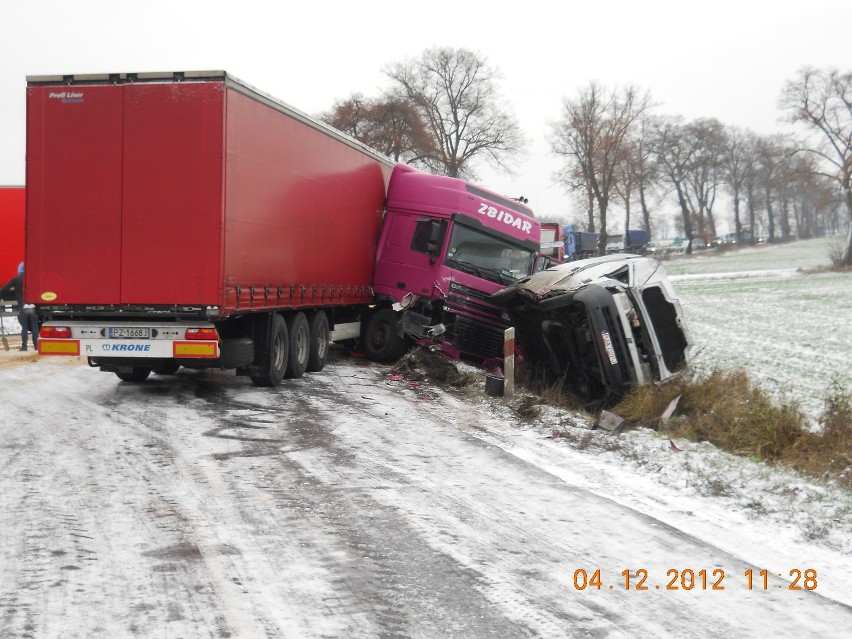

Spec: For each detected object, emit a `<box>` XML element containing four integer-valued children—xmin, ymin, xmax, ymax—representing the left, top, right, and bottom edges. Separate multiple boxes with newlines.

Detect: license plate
<box><xmin>108</xmin><ymin>327</ymin><xmax>151</xmax><ymax>339</ymax></box>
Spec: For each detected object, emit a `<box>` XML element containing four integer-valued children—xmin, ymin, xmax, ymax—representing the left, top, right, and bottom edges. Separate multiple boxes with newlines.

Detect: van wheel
<box><xmin>285</xmin><ymin>312</ymin><xmax>309</xmax><ymax>378</ymax></box>
<box><xmin>306</xmin><ymin>311</ymin><xmax>329</xmax><ymax>372</ymax></box>
<box><xmin>115</xmin><ymin>367</ymin><xmax>151</xmax><ymax>382</ymax></box>
<box><xmin>363</xmin><ymin>309</ymin><xmax>408</xmax><ymax>363</ymax></box>
<box><xmin>250</xmin><ymin>314</ymin><xmax>288</xmax><ymax>387</ymax></box>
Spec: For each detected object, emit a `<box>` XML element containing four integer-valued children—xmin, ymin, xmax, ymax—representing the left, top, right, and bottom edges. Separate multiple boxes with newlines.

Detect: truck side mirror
<box><xmin>411</xmin><ymin>217</ymin><xmax>446</xmax><ymax>264</ymax></box>
<box><xmin>427</xmin><ymin>220</ymin><xmax>445</xmax><ymax>263</ymax></box>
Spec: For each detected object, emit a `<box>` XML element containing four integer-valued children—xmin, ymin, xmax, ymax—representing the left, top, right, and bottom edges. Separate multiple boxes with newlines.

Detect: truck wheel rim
<box><xmin>296</xmin><ymin>326</ymin><xmax>308</xmax><ymax>362</ymax></box>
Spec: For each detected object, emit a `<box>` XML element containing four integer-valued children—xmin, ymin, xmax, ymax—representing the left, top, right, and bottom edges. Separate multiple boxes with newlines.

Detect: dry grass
<box><xmin>828</xmin><ymin>241</ymin><xmax>852</xmax><ymax>271</ymax></box>
<box><xmin>390</xmin><ymin>348</ymin><xmax>852</xmax><ymax>489</ymax></box>
<box><xmin>513</xmin><ymin>364</ymin><xmax>588</xmax><ymax>410</ymax></box>
<box><xmin>610</xmin><ymin>370</ymin><xmax>852</xmax><ymax>488</ymax></box>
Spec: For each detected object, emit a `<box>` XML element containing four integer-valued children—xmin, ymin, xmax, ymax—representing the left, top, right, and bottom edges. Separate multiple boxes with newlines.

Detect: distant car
<box><xmin>492</xmin><ymin>254</ymin><xmax>692</xmax><ymax>405</ymax></box>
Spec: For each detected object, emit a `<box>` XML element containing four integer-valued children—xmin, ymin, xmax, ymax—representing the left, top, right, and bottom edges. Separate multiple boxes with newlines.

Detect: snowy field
<box><xmin>664</xmin><ymin>237</ymin><xmax>852</xmax><ymax>420</ymax></box>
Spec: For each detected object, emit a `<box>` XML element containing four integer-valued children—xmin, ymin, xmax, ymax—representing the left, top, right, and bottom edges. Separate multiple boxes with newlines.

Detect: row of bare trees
<box><xmin>549</xmin><ymin>83</ymin><xmax>849</xmax><ymax>257</ymax></box>
<box><xmin>323</xmin><ymin>48</ymin><xmax>852</xmax><ymax>265</ymax></box>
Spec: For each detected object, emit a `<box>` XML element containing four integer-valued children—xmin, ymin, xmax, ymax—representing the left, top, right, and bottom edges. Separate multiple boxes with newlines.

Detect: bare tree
<box><xmin>323</xmin><ymin>92</ymin><xmax>434</xmax><ymax>164</ymax></box>
<box><xmin>722</xmin><ymin>126</ymin><xmax>754</xmax><ymax>243</ymax></box>
<box><xmin>742</xmin><ymin>137</ymin><xmax>762</xmax><ymax>244</ymax></box>
<box><xmin>632</xmin><ymin>116</ymin><xmax>662</xmax><ymax>238</ymax></box>
<box><xmin>754</xmin><ymin>135</ymin><xmax>791</xmax><ymax>242</ymax></box>
<box><xmin>384</xmin><ymin>47</ymin><xmax>525</xmax><ymax>180</ymax></box>
<box><xmin>614</xmin><ymin>117</ymin><xmax>662</xmax><ymax>238</ymax></box>
<box><xmin>553</xmin><ymin>163</ymin><xmax>598</xmax><ymax>231</ymax></box>
<box><xmin>684</xmin><ymin>119</ymin><xmax>726</xmax><ymax>241</ymax></box>
<box><xmin>550</xmin><ymin>82</ymin><xmax>650</xmax><ymax>254</ymax></box>
<box><xmin>652</xmin><ymin>116</ymin><xmax>698</xmax><ymax>251</ymax></box>
<box><xmin>780</xmin><ymin>67</ymin><xmax>852</xmax><ymax>264</ymax></box>
<box><xmin>614</xmin><ymin>139</ymin><xmax>639</xmax><ymax>238</ymax></box>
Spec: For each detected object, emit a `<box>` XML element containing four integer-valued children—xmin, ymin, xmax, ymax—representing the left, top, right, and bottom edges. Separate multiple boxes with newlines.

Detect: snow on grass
<box><xmin>663</xmin><ymin>237</ymin><xmax>852</xmax><ymax>420</ymax></box>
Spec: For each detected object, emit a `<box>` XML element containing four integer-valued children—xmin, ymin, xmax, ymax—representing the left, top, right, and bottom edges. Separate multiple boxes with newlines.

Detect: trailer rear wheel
<box><xmin>115</xmin><ymin>367</ymin><xmax>152</xmax><ymax>382</ymax></box>
<box><xmin>250</xmin><ymin>313</ymin><xmax>288</xmax><ymax>387</ymax></box>
<box><xmin>285</xmin><ymin>312</ymin><xmax>310</xmax><ymax>378</ymax></box>
<box><xmin>306</xmin><ymin>311</ymin><xmax>329</xmax><ymax>372</ymax></box>
<box><xmin>152</xmin><ymin>361</ymin><xmax>181</xmax><ymax>375</ymax></box>
<box><xmin>363</xmin><ymin>308</ymin><xmax>408</xmax><ymax>363</ymax></box>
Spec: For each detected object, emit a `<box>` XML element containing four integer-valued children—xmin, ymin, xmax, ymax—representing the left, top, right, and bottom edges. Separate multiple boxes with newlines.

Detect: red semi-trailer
<box><xmin>28</xmin><ymin>71</ymin><xmax>393</xmax><ymax>384</ymax></box>
<box><xmin>0</xmin><ymin>186</ymin><xmax>25</xmax><ymax>282</ymax></box>
<box><xmin>29</xmin><ymin>71</ymin><xmax>542</xmax><ymax>383</ymax></box>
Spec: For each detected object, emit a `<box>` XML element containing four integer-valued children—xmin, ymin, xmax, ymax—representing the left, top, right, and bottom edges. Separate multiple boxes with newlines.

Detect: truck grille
<box><xmin>453</xmin><ymin>315</ymin><xmax>504</xmax><ymax>359</ymax></box>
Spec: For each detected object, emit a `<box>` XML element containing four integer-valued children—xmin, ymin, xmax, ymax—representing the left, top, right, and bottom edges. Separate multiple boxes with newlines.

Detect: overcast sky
<box><xmin>1</xmin><ymin>0</ymin><xmax>849</xmax><ymax>230</ymax></box>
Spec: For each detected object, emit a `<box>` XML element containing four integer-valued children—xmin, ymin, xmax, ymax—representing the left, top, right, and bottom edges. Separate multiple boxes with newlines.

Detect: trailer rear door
<box><xmin>26</xmin><ymin>84</ymin><xmax>125</xmax><ymax>304</ymax></box>
<box><xmin>26</xmin><ymin>78</ymin><xmax>225</xmax><ymax>307</ymax></box>
<box><xmin>120</xmin><ymin>81</ymin><xmax>224</xmax><ymax>305</ymax></box>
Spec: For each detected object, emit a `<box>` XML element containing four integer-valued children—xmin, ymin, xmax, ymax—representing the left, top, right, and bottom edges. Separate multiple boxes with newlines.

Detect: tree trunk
<box><xmin>765</xmin><ymin>187</ymin><xmax>775</xmax><ymax>242</ymax></box>
<box><xmin>747</xmin><ymin>187</ymin><xmax>756</xmax><ymax>245</ymax></box>
<box><xmin>675</xmin><ymin>185</ymin><xmax>694</xmax><ymax>254</ymax></box>
<box><xmin>586</xmin><ymin>186</ymin><xmax>595</xmax><ymax>233</ymax></box>
<box><xmin>639</xmin><ymin>182</ymin><xmax>652</xmax><ymax>237</ymax></box>
<box><xmin>597</xmin><ymin>200</ymin><xmax>609</xmax><ymax>256</ymax></box>
<box><xmin>793</xmin><ymin>199</ymin><xmax>803</xmax><ymax>239</ymax></box>
<box><xmin>706</xmin><ymin>209</ymin><xmax>717</xmax><ymax>239</ymax></box>
<box><xmin>780</xmin><ymin>199</ymin><xmax>791</xmax><ymax>241</ymax></box>
<box><xmin>843</xmin><ymin>185</ymin><xmax>852</xmax><ymax>265</ymax></box>
<box><xmin>733</xmin><ymin>190</ymin><xmax>742</xmax><ymax>242</ymax></box>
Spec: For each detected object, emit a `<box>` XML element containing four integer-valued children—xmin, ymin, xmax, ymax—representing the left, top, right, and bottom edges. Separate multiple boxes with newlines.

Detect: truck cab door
<box><xmin>374</xmin><ymin>213</ymin><xmax>447</xmax><ymax>300</ymax></box>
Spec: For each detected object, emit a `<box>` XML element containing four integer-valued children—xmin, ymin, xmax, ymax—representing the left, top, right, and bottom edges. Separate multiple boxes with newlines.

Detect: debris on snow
<box><xmin>595</xmin><ymin>410</ymin><xmax>627</xmax><ymax>434</ymax></box>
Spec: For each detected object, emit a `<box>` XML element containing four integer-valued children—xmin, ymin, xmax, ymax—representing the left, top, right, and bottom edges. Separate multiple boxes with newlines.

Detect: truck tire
<box><xmin>115</xmin><ymin>367</ymin><xmax>152</xmax><ymax>382</ymax></box>
<box><xmin>363</xmin><ymin>308</ymin><xmax>408</xmax><ymax>363</ymax></box>
<box><xmin>250</xmin><ymin>313</ymin><xmax>288</xmax><ymax>387</ymax></box>
<box><xmin>220</xmin><ymin>337</ymin><xmax>254</xmax><ymax>369</ymax></box>
<box><xmin>306</xmin><ymin>310</ymin><xmax>329</xmax><ymax>372</ymax></box>
<box><xmin>152</xmin><ymin>361</ymin><xmax>181</xmax><ymax>375</ymax></box>
<box><xmin>285</xmin><ymin>312</ymin><xmax>309</xmax><ymax>379</ymax></box>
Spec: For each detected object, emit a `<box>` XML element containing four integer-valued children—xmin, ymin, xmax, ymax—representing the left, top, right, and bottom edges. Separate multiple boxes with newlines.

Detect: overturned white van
<box><xmin>491</xmin><ymin>254</ymin><xmax>692</xmax><ymax>405</ymax></box>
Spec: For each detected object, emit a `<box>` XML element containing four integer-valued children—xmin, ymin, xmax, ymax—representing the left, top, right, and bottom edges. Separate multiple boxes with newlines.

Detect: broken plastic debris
<box><xmin>661</xmin><ymin>395</ymin><xmax>682</xmax><ymax>422</ymax></box>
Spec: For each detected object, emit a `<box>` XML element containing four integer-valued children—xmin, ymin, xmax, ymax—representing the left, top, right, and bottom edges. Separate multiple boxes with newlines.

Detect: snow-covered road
<box><xmin>1</xmin><ymin>350</ymin><xmax>851</xmax><ymax>638</ymax></box>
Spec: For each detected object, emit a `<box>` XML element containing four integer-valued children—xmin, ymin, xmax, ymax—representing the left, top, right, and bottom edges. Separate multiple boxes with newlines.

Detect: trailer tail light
<box><xmin>40</xmin><ymin>326</ymin><xmax>72</xmax><ymax>339</ymax></box>
<box><xmin>184</xmin><ymin>327</ymin><xmax>218</xmax><ymax>340</ymax></box>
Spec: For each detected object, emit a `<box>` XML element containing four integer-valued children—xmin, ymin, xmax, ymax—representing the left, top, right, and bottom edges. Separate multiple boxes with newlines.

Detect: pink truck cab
<box><xmin>372</xmin><ymin>164</ymin><xmax>540</xmax><ymax>362</ymax></box>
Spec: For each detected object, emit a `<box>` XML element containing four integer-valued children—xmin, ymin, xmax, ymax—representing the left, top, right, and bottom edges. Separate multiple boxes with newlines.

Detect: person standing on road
<box><xmin>0</xmin><ymin>262</ymin><xmax>38</xmax><ymax>351</ymax></box>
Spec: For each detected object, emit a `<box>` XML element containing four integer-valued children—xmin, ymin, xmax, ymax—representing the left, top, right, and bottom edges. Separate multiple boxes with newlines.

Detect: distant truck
<box><xmin>539</xmin><ymin>222</ymin><xmax>565</xmax><ymax>261</ymax></box>
<box><xmin>606</xmin><ymin>229</ymin><xmax>649</xmax><ymax>254</ymax></box>
<box><xmin>0</xmin><ymin>186</ymin><xmax>25</xmax><ymax>282</ymax></box>
<box><xmin>27</xmin><ymin>71</ymin><xmax>540</xmax><ymax>383</ymax></box>
<box><xmin>492</xmin><ymin>254</ymin><xmax>692</xmax><ymax>405</ymax></box>
<box><xmin>562</xmin><ymin>224</ymin><xmax>598</xmax><ymax>260</ymax></box>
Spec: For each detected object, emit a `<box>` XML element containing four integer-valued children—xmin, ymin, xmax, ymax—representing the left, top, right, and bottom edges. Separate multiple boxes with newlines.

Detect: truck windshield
<box><xmin>445</xmin><ymin>224</ymin><xmax>536</xmax><ymax>285</ymax></box>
